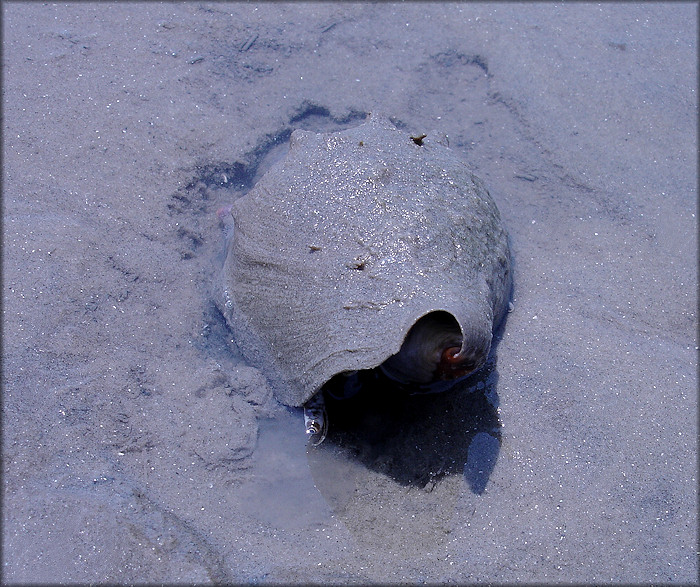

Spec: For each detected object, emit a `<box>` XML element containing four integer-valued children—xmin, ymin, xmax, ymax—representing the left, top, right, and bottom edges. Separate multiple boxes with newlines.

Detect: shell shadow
<box><xmin>317</xmin><ymin>356</ymin><xmax>502</xmax><ymax>493</ymax></box>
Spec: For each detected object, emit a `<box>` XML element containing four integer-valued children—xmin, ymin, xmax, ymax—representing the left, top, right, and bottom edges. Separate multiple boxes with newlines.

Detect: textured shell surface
<box><xmin>219</xmin><ymin>114</ymin><xmax>511</xmax><ymax>407</ymax></box>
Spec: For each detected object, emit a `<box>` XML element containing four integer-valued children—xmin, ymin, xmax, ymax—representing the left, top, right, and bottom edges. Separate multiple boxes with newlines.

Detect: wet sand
<box><xmin>2</xmin><ymin>2</ymin><xmax>697</xmax><ymax>584</ymax></box>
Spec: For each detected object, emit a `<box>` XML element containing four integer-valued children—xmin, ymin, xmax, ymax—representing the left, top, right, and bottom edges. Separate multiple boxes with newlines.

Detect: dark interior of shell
<box><xmin>380</xmin><ymin>311</ymin><xmax>489</xmax><ymax>389</ymax></box>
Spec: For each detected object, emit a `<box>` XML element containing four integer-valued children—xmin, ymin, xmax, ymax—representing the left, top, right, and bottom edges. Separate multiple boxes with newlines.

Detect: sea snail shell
<box><xmin>218</xmin><ymin>114</ymin><xmax>512</xmax><ymax>413</ymax></box>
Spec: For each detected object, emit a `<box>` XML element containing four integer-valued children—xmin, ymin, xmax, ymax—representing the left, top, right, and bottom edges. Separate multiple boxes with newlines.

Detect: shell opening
<box><xmin>379</xmin><ymin>311</ymin><xmax>465</xmax><ymax>386</ymax></box>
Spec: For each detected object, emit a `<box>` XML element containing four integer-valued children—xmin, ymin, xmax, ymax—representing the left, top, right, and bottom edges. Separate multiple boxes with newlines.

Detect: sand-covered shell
<box><xmin>219</xmin><ymin>114</ymin><xmax>511</xmax><ymax>407</ymax></box>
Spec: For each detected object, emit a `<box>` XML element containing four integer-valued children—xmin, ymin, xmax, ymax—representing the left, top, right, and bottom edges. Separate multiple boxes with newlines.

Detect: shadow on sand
<box><xmin>310</xmin><ymin>356</ymin><xmax>502</xmax><ymax>494</ymax></box>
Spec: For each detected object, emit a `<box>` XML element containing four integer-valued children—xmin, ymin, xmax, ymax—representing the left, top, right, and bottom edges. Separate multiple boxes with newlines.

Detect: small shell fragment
<box><xmin>303</xmin><ymin>393</ymin><xmax>328</xmax><ymax>446</ymax></box>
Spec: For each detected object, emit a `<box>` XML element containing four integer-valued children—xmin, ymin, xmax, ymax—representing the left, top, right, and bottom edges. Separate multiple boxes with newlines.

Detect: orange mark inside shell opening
<box><xmin>438</xmin><ymin>346</ymin><xmax>476</xmax><ymax>380</ymax></box>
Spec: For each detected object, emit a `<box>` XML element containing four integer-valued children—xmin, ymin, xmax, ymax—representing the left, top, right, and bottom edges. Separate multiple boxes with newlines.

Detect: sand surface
<box><xmin>2</xmin><ymin>2</ymin><xmax>697</xmax><ymax>584</ymax></box>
